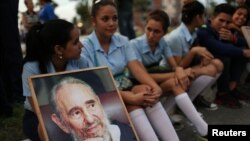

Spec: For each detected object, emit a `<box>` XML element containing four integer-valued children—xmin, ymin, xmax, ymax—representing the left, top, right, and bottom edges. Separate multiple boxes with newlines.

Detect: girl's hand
<box><xmin>200</xmin><ymin>57</ymin><xmax>211</xmax><ymax>66</ymax></box>
<box><xmin>133</xmin><ymin>92</ymin><xmax>160</xmax><ymax>107</ymax></box>
<box><xmin>184</xmin><ymin>67</ymin><xmax>196</xmax><ymax>81</ymax></box>
<box><xmin>150</xmin><ymin>85</ymin><xmax>162</xmax><ymax>98</ymax></box>
<box><xmin>132</xmin><ymin>85</ymin><xmax>161</xmax><ymax>106</ymax></box>
<box><xmin>175</xmin><ymin>67</ymin><xmax>190</xmax><ymax>89</ymax></box>
<box><xmin>219</xmin><ymin>28</ymin><xmax>234</xmax><ymax>41</ymax></box>
<box><xmin>228</xmin><ymin>23</ymin><xmax>241</xmax><ymax>32</ymax></box>
<box><xmin>132</xmin><ymin>84</ymin><xmax>162</xmax><ymax>98</ymax></box>
<box><xmin>191</xmin><ymin>47</ymin><xmax>214</xmax><ymax>61</ymax></box>
<box><xmin>132</xmin><ymin>85</ymin><xmax>151</xmax><ymax>93</ymax></box>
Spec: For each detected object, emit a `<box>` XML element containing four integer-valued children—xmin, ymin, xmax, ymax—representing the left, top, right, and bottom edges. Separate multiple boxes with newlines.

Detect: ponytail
<box><xmin>23</xmin><ymin>22</ymin><xmax>48</xmax><ymax>73</ymax></box>
<box><xmin>23</xmin><ymin>19</ymin><xmax>74</xmax><ymax>74</ymax></box>
<box><xmin>181</xmin><ymin>1</ymin><xmax>205</xmax><ymax>24</ymax></box>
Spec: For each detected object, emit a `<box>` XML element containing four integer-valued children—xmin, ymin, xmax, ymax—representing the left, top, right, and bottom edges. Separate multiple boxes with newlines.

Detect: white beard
<box><xmin>68</xmin><ymin>114</ymin><xmax>112</xmax><ymax>141</ymax></box>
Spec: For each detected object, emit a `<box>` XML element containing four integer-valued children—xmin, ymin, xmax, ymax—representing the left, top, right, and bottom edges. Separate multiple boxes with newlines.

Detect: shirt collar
<box><xmin>89</xmin><ymin>31</ymin><xmax>104</xmax><ymax>52</ymax></box>
<box><xmin>47</xmin><ymin>62</ymin><xmax>55</xmax><ymax>72</ymax></box>
<box><xmin>47</xmin><ymin>61</ymin><xmax>73</xmax><ymax>72</ymax></box>
<box><xmin>89</xmin><ymin>31</ymin><xmax>124</xmax><ymax>53</ymax></box>
<box><xmin>141</xmin><ymin>34</ymin><xmax>151</xmax><ymax>54</ymax></box>
<box><xmin>180</xmin><ymin>22</ymin><xmax>193</xmax><ymax>43</ymax></box>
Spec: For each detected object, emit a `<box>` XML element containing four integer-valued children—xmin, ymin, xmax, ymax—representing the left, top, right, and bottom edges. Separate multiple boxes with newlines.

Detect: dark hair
<box><xmin>23</xmin><ymin>19</ymin><xmax>74</xmax><ymax>73</ymax></box>
<box><xmin>181</xmin><ymin>1</ymin><xmax>205</xmax><ymax>24</ymax></box>
<box><xmin>42</xmin><ymin>0</ymin><xmax>52</xmax><ymax>2</ymax></box>
<box><xmin>91</xmin><ymin>0</ymin><xmax>117</xmax><ymax>17</ymax></box>
<box><xmin>146</xmin><ymin>9</ymin><xmax>170</xmax><ymax>33</ymax></box>
<box><xmin>234</xmin><ymin>4</ymin><xmax>250</xmax><ymax>25</ymax></box>
<box><xmin>213</xmin><ymin>3</ymin><xmax>235</xmax><ymax>17</ymax></box>
<box><xmin>24</xmin><ymin>0</ymin><xmax>28</xmax><ymax>5</ymax></box>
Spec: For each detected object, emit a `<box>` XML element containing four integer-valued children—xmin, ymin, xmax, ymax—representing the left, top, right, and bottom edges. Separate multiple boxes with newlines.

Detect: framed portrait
<box><xmin>28</xmin><ymin>66</ymin><xmax>139</xmax><ymax>141</ymax></box>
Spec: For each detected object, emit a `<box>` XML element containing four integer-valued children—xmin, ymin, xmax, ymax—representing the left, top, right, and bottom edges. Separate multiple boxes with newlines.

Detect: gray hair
<box><xmin>50</xmin><ymin>77</ymin><xmax>112</xmax><ymax>140</ymax></box>
<box><xmin>50</xmin><ymin>77</ymin><xmax>96</xmax><ymax>116</ymax></box>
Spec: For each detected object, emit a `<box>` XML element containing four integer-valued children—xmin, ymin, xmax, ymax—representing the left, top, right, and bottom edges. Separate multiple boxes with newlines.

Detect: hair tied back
<box><xmin>34</xmin><ymin>23</ymin><xmax>44</xmax><ymax>35</ymax></box>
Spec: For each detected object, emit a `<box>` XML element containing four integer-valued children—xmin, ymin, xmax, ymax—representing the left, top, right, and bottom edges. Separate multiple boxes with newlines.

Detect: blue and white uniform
<box><xmin>81</xmin><ymin>31</ymin><xmax>137</xmax><ymax>76</ymax></box>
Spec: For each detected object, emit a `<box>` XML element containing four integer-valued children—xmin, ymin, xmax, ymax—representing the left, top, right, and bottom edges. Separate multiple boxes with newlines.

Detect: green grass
<box><xmin>0</xmin><ymin>103</ymin><xmax>26</xmax><ymax>141</ymax></box>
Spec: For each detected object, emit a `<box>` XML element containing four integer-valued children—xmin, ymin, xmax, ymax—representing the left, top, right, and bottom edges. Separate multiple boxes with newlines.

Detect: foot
<box><xmin>195</xmin><ymin>96</ymin><xmax>218</xmax><ymax>111</ymax></box>
<box><xmin>170</xmin><ymin>114</ymin><xmax>185</xmax><ymax>131</ymax></box>
<box><xmin>196</xmin><ymin>134</ymin><xmax>208</xmax><ymax>141</ymax></box>
<box><xmin>215</xmin><ymin>93</ymin><xmax>242</xmax><ymax>109</ymax></box>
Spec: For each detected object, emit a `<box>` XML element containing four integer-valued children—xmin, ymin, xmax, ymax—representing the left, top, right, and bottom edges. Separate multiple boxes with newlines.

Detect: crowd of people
<box><xmin>1</xmin><ymin>0</ymin><xmax>250</xmax><ymax>141</ymax></box>
<box><xmin>20</xmin><ymin>0</ymin><xmax>57</xmax><ymax>42</ymax></box>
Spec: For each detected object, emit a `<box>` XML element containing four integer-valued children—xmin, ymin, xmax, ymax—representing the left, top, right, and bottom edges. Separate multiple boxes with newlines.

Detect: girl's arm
<box><xmin>176</xmin><ymin>47</ymin><xmax>214</xmax><ymax>68</ymax></box>
<box><xmin>127</xmin><ymin>60</ymin><xmax>162</xmax><ymax>97</ymax></box>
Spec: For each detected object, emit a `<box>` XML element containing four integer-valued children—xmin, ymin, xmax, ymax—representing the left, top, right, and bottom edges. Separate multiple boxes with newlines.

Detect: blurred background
<box><xmin>18</xmin><ymin>0</ymin><xmax>232</xmax><ymax>38</ymax></box>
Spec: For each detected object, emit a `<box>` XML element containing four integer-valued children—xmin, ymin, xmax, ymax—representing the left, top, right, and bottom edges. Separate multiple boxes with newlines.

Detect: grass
<box><xmin>0</xmin><ymin>103</ymin><xmax>26</xmax><ymax>141</ymax></box>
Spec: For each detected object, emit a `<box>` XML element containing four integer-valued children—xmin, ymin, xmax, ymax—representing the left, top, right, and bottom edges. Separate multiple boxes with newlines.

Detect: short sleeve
<box><xmin>81</xmin><ymin>38</ymin><xmax>96</xmax><ymax>67</ymax></box>
<box><xmin>123</xmin><ymin>38</ymin><xmax>138</xmax><ymax>62</ymax></box>
<box><xmin>76</xmin><ymin>56</ymin><xmax>92</xmax><ymax>68</ymax></box>
<box><xmin>162</xmin><ymin>39</ymin><xmax>173</xmax><ymax>58</ymax></box>
<box><xmin>129</xmin><ymin>40</ymin><xmax>142</xmax><ymax>62</ymax></box>
<box><xmin>22</xmin><ymin>62</ymin><xmax>40</xmax><ymax>97</ymax></box>
<box><xmin>165</xmin><ymin>35</ymin><xmax>183</xmax><ymax>57</ymax></box>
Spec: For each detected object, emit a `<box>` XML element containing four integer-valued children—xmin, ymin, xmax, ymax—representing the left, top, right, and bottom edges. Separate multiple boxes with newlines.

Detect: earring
<box><xmin>58</xmin><ymin>54</ymin><xmax>63</xmax><ymax>60</ymax></box>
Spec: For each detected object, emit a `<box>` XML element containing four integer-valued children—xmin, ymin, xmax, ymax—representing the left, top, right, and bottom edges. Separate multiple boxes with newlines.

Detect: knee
<box><xmin>201</xmin><ymin>64</ymin><xmax>217</xmax><ymax>77</ymax></box>
<box><xmin>132</xmin><ymin>85</ymin><xmax>151</xmax><ymax>93</ymax></box>
<box><xmin>160</xmin><ymin>78</ymin><xmax>176</xmax><ymax>93</ymax></box>
<box><xmin>211</xmin><ymin>59</ymin><xmax>224</xmax><ymax>73</ymax></box>
<box><xmin>160</xmin><ymin>78</ymin><xmax>185</xmax><ymax>95</ymax></box>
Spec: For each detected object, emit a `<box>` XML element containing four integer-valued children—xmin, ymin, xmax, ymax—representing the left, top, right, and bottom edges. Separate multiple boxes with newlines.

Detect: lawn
<box><xmin>0</xmin><ymin>103</ymin><xmax>26</xmax><ymax>141</ymax></box>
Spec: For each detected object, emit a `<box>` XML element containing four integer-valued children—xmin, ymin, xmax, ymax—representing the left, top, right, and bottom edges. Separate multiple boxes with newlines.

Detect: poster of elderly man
<box><xmin>28</xmin><ymin>67</ymin><xmax>138</xmax><ymax>141</ymax></box>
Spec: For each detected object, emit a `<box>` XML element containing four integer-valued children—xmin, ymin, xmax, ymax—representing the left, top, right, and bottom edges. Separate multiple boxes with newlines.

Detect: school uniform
<box><xmin>164</xmin><ymin>22</ymin><xmax>220</xmax><ymax>103</ymax></box>
<box><xmin>165</xmin><ymin>23</ymin><xmax>197</xmax><ymax>58</ymax></box>
<box><xmin>130</xmin><ymin>34</ymin><xmax>172</xmax><ymax>70</ymax></box>
<box><xmin>81</xmin><ymin>31</ymin><xmax>137</xmax><ymax>76</ymax></box>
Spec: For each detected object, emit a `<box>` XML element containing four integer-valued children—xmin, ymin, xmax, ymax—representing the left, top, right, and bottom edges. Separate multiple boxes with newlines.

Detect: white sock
<box><xmin>145</xmin><ymin>102</ymin><xmax>179</xmax><ymax>141</ymax></box>
<box><xmin>175</xmin><ymin>93</ymin><xmax>208</xmax><ymax>136</ymax></box>
<box><xmin>162</xmin><ymin>95</ymin><xmax>176</xmax><ymax>113</ymax></box>
<box><xmin>129</xmin><ymin>108</ymin><xmax>159</xmax><ymax>141</ymax></box>
<box><xmin>163</xmin><ymin>74</ymin><xmax>221</xmax><ymax>113</ymax></box>
<box><xmin>199</xmin><ymin>73</ymin><xmax>221</xmax><ymax>97</ymax></box>
<box><xmin>189</xmin><ymin>75</ymin><xmax>214</xmax><ymax>100</ymax></box>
